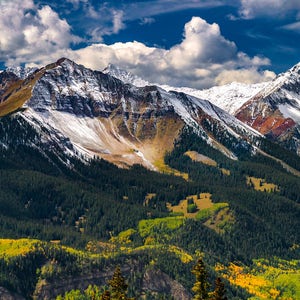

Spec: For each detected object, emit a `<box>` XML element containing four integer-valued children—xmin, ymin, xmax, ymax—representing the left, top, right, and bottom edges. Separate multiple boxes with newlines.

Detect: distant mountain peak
<box><xmin>6</xmin><ymin>66</ymin><xmax>37</xmax><ymax>79</ymax></box>
<box><xmin>102</xmin><ymin>63</ymin><xmax>150</xmax><ymax>87</ymax></box>
<box><xmin>56</xmin><ymin>57</ymin><xmax>74</xmax><ymax>66</ymax></box>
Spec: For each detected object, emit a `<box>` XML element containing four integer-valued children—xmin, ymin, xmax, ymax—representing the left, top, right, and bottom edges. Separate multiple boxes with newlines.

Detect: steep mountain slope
<box><xmin>235</xmin><ymin>63</ymin><xmax>300</xmax><ymax>154</ymax></box>
<box><xmin>105</xmin><ymin>62</ymin><xmax>300</xmax><ymax>156</ymax></box>
<box><xmin>0</xmin><ymin>58</ymin><xmax>262</xmax><ymax>170</ymax></box>
<box><xmin>103</xmin><ymin>63</ymin><xmax>268</xmax><ymax>115</ymax></box>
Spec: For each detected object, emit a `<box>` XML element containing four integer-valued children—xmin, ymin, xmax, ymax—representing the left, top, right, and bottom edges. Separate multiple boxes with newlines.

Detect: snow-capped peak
<box><xmin>102</xmin><ymin>64</ymin><xmax>150</xmax><ymax>87</ymax></box>
<box><xmin>162</xmin><ymin>81</ymin><xmax>269</xmax><ymax>115</ymax></box>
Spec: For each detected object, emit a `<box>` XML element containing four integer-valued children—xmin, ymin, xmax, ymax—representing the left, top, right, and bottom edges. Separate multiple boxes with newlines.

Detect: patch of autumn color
<box><xmin>154</xmin><ymin>159</ymin><xmax>189</xmax><ymax>180</ymax></box>
<box><xmin>109</xmin><ymin>228</ymin><xmax>137</xmax><ymax>245</ymax></box>
<box><xmin>217</xmin><ymin>263</ymin><xmax>272</xmax><ymax>299</ymax></box>
<box><xmin>247</xmin><ymin>176</ymin><xmax>279</xmax><ymax>192</ymax></box>
<box><xmin>0</xmin><ymin>238</ymin><xmax>40</xmax><ymax>259</ymax></box>
<box><xmin>168</xmin><ymin>245</ymin><xmax>193</xmax><ymax>264</ymax></box>
<box><xmin>216</xmin><ymin>259</ymin><xmax>300</xmax><ymax>300</ymax></box>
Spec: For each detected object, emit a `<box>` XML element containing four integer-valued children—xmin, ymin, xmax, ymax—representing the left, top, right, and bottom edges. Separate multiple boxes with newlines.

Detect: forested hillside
<box><xmin>0</xmin><ymin>123</ymin><xmax>299</xmax><ymax>299</ymax></box>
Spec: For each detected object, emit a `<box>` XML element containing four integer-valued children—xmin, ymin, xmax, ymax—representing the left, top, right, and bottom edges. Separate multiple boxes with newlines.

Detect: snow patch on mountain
<box><xmin>23</xmin><ymin>107</ymin><xmax>156</xmax><ymax>169</ymax></box>
<box><xmin>164</xmin><ymin>82</ymin><xmax>269</xmax><ymax>115</ymax></box>
<box><xmin>278</xmin><ymin>104</ymin><xmax>300</xmax><ymax>123</ymax></box>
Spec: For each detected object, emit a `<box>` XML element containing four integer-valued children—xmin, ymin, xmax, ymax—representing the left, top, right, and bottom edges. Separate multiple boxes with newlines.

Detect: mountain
<box><xmin>163</xmin><ymin>82</ymin><xmax>269</xmax><ymax>115</ymax></box>
<box><xmin>105</xmin><ymin>62</ymin><xmax>300</xmax><ymax>156</ymax></box>
<box><xmin>0</xmin><ymin>58</ymin><xmax>263</xmax><ymax>171</ymax></box>
<box><xmin>236</xmin><ymin>63</ymin><xmax>300</xmax><ymax>154</ymax></box>
<box><xmin>103</xmin><ymin>63</ymin><xmax>269</xmax><ymax>115</ymax></box>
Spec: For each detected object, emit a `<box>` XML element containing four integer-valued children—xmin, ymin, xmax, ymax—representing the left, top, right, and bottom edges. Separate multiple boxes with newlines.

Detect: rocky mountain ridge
<box><xmin>105</xmin><ymin>61</ymin><xmax>300</xmax><ymax>155</ymax></box>
<box><xmin>236</xmin><ymin>63</ymin><xmax>300</xmax><ymax>154</ymax></box>
<box><xmin>0</xmin><ymin>58</ymin><xmax>263</xmax><ymax>170</ymax></box>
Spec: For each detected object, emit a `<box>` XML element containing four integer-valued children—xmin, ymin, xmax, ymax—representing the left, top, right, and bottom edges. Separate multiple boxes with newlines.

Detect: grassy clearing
<box><xmin>204</xmin><ymin>207</ymin><xmax>235</xmax><ymax>234</ymax></box>
<box><xmin>144</xmin><ymin>193</ymin><xmax>156</xmax><ymax>206</ymax></box>
<box><xmin>167</xmin><ymin>194</ymin><xmax>234</xmax><ymax>233</ymax></box>
<box><xmin>167</xmin><ymin>193</ymin><xmax>214</xmax><ymax>218</ymax></box>
<box><xmin>184</xmin><ymin>150</ymin><xmax>230</xmax><ymax>176</ymax></box>
<box><xmin>247</xmin><ymin>176</ymin><xmax>279</xmax><ymax>192</ymax></box>
<box><xmin>184</xmin><ymin>151</ymin><xmax>217</xmax><ymax>166</ymax></box>
<box><xmin>220</xmin><ymin>168</ymin><xmax>231</xmax><ymax>176</ymax></box>
<box><xmin>196</xmin><ymin>203</ymin><xmax>229</xmax><ymax>221</ymax></box>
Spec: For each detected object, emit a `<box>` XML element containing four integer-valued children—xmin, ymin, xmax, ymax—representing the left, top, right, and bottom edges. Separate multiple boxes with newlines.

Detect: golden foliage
<box><xmin>246</xmin><ymin>176</ymin><xmax>279</xmax><ymax>193</ymax></box>
<box><xmin>216</xmin><ymin>259</ymin><xmax>300</xmax><ymax>300</ymax></box>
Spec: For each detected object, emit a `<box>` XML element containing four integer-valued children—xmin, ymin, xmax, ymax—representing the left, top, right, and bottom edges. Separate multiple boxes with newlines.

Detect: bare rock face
<box><xmin>141</xmin><ymin>268</ymin><xmax>192</xmax><ymax>300</ymax></box>
<box><xmin>33</xmin><ymin>265</ymin><xmax>131</xmax><ymax>300</ymax></box>
<box><xmin>235</xmin><ymin>63</ymin><xmax>300</xmax><ymax>154</ymax></box>
<box><xmin>33</xmin><ymin>264</ymin><xmax>191</xmax><ymax>300</ymax></box>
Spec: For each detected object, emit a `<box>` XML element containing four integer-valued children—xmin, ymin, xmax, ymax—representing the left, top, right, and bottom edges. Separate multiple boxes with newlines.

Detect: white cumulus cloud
<box><xmin>69</xmin><ymin>17</ymin><xmax>274</xmax><ymax>88</ymax></box>
<box><xmin>0</xmin><ymin>0</ymin><xmax>79</xmax><ymax>66</ymax></box>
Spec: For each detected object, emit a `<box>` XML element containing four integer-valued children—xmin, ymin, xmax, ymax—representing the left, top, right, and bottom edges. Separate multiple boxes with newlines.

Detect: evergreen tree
<box><xmin>108</xmin><ymin>266</ymin><xmax>129</xmax><ymax>299</ymax></box>
<box><xmin>211</xmin><ymin>277</ymin><xmax>227</xmax><ymax>300</ymax></box>
<box><xmin>191</xmin><ymin>258</ymin><xmax>210</xmax><ymax>300</ymax></box>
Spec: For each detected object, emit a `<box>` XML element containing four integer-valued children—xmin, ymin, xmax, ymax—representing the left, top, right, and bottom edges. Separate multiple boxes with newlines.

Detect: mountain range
<box><xmin>1</xmin><ymin>58</ymin><xmax>300</xmax><ymax>171</ymax></box>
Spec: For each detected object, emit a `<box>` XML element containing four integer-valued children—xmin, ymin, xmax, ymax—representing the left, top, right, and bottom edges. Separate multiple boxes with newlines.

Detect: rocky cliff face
<box><xmin>33</xmin><ymin>264</ymin><xmax>191</xmax><ymax>300</ymax></box>
<box><xmin>142</xmin><ymin>268</ymin><xmax>192</xmax><ymax>299</ymax></box>
<box><xmin>236</xmin><ymin>63</ymin><xmax>300</xmax><ymax>153</ymax></box>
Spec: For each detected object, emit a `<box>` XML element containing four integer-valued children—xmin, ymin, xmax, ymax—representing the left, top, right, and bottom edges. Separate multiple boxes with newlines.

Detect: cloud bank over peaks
<box><xmin>71</xmin><ymin>17</ymin><xmax>275</xmax><ymax>88</ymax></box>
<box><xmin>0</xmin><ymin>0</ymin><xmax>275</xmax><ymax>89</ymax></box>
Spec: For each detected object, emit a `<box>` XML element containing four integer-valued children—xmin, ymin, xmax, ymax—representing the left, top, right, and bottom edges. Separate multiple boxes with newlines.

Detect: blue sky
<box><xmin>0</xmin><ymin>0</ymin><xmax>300</xmax><ymax>88</ymax></box>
